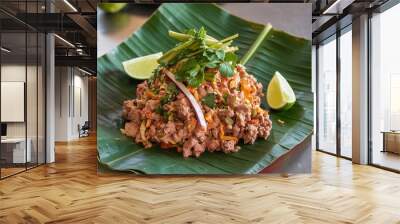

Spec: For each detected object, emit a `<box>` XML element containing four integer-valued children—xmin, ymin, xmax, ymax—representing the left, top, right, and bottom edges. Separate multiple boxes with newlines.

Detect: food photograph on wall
<box><xmin>97</xmin><ymin>3</ymin><xmax>313</xmax><ymax>174</ymax></box>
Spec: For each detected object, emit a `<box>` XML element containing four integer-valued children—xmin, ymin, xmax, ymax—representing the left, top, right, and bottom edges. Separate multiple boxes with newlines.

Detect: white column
<box><xmin>54</xmin><ymin>67</ymin><xmax>73</xmax><ymax>141</ymax></box>
<box><xmin>45</xmin><ymin>1</ymin><xmax>55</xmax><ymax>163</ymax></box>
<box><xmin>312</xmin><ymin>45</ymin><xmax>317</xmax><ymax>150</ymax></box>
<box><xmin>46</xmin><ymin>33</ymin><xmax>55</xmax><ymax>163</ymax></box>
<box><xmin>352</xmin><ymin>14</ymin><xmax>369</xmax><ymax>164</ymax></box>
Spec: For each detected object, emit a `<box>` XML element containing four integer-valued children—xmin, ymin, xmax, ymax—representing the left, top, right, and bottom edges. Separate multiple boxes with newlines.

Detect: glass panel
<box><xmin>371</xmin><ymin>3</ymin><xmax>400</xmax><ymax>171</ymax></box>
<box><xmin>1</xmin><ymin>29</ymin><xmax>27</xmax><ymax>177</ymax></box>
<box><xmin>318</xmin><ymin>37</ymin><xmax>337</xmax><ymax>154</ymax></box>
<box><xmin>340</xmin><ymin>29</ymin><xmax>352</xmax><ymax>158</ymax></box>
<box><xmin>27</xmin><ymin>31</ymin><xmax>38</xmax><ymax>169</ymax></box>
<box><xmin>26</xmin><ymin>0</ymin><xmax>40</xmax><ymax>169</ymax></box>
<box><xmin>0</xmin><ymin>0</ymin><xmax>46</xmax><ymax>178</ymax></box>
<box><xmin>38</xmin><ymin>32</ymin><xmax>45</xmax><ymax>165</ymax></box>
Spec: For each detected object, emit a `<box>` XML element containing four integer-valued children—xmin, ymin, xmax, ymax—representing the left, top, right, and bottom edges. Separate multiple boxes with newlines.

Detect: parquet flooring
<box><xmin>1</xmin><ymin>167</ymin><xmax>26</xmax><ymax>178</ymax></box>
<box><xmin>1</xmin><ymin>135</ymin><xmax>400</xmax><ymax>224</ymax></box>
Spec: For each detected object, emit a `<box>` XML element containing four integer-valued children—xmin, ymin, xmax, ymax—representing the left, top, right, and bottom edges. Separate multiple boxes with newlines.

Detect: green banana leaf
<box><xmin>97</xmin><ymin>3</ymin><xmax>313</xmax><ymax>174</ymax></box>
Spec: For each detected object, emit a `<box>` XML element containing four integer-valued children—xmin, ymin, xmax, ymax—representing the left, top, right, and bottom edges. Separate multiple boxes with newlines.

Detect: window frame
<box><xmin>0</xmin><ymin>1</ymin><xmax>48</xmax><ymax>180</ymax></box>
<box><xmin>315</xmin><ymin>24</ymin><xmax>353</xmax><ymax>161</ymax></box>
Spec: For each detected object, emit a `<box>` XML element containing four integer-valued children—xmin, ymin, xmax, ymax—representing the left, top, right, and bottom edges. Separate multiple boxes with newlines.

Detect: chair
<box><xmin>79</xmin><ymin>121</ymin><xmax>90</xmax><ymax>138</ymax></box>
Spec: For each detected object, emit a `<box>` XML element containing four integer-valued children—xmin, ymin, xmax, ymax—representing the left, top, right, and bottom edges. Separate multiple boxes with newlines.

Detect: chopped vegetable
<box><xmin>219</xmin><ymin>125</ymin><xmax>225</xmax><ymax>139</ymax></box>
<box><xmin>163</xmin><ymin>69</ymin><xmax>207</xmax><ymax>129</ymax></box>
<box><xmin>205</xmin><ymin>111</ymin><xmax>213</xmax><ymax>123</ymax></box>
<box><xmin>146</xmin><ymin>119</ymin><xmax>152</xmax><ymax>128</ymax></box>
<box><xmin>248</xmin><ymin>119</ymin><xmax>259</xmax><ymax>125</ymax></box>
<box><xmin>221</xmin><ymin>136</ymin><xmax>238</xmax><ymax>142</ymax></box>
<box><xmin>225</xmin><ymin>117</ymin><xmax>234</xmax><ymax>126</ymax></box>
<box><xmin>277</xmin><ymin>119</ymin><xmax>285</xmax><ymax>126</ymax></box>
<box><xmin>202</xmin><ymin>93</ymin><xmax>216</xmax><ymax>109</ymax></box>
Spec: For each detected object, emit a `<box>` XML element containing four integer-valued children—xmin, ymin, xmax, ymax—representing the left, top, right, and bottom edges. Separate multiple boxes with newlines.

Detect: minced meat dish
<box><xmin>121</xmin><ymin>65</ymin><xmax>272</xmax><ymax>157</ymax></box>
<box><xmin>121</xmin><ymin>27</ymin><xmax>272</xmax><ymax>157</ymax></box>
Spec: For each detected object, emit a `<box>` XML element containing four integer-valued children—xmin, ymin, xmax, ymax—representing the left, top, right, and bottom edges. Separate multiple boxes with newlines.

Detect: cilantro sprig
<box><xmin>202</xmin><ymin>93</ymin><xmax>216</xmax><ymax>109</ymax></box>
<box><xmin>158</xmin><ymin>27</ymin><xmax>239</xmax><ymax>87</ymax></box>
<box><xmin>155</xmin><ymin>83</ymin><xmax>179</xmax><ymax>119</ymax></box>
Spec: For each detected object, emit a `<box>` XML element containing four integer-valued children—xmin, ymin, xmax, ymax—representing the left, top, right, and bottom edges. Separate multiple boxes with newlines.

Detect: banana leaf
<box><xmin>97</xmin><ymin>3</ymin><xmax>313</xmax><ymax>174</ymax></box>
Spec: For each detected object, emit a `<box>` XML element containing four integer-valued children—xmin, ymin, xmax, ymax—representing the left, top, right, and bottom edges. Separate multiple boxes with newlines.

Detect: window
<box><xmin>0</xmin><ymin>1</ymin><xmax>47</xmax><ymax>179</ymax></box>
<box><xmin>316</xmin><ymin>26</ymin><xmax>353</xmax><ymax>159</ymax></box>
<box><xmin>317</xmin><ymin>36</ymin><xmax>337</xmax><ymax>154</ymax></box>
<box><xmin>339</xmin><ymin>28</ymin><xmax>352</xmax><ymax>158</ymax></box>
<box><xmin>1</xmin><ymin>30</ymin><xmax>28</xmax><ymax>178</ymax></box>
<box><xmin>370</xmin><ymin>3</ymin><xmax>400</xmax><ymax>171</ymax></box>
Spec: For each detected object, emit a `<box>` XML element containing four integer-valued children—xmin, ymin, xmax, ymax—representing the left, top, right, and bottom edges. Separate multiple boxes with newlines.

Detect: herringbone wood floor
<box><xmin>1</xmin><ymin>135</ymin><xmax>400</xmax><ymax>224</ymax></box>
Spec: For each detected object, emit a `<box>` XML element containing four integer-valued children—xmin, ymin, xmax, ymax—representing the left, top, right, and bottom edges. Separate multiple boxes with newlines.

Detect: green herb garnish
<box><xmin>202</xmin><ymin>93</ymin><xmax>216</xmax><ymax>109</ymax></box>
<box><xmin>158</xmin><ymin>27</ymin><xmax>239</xmax><ymax>87</ymax></box>
<box><xmin>204</xmin><ymin>72</ymin><xmax>216</xmax><ymax>82</ymax></box>
<box><xmin>223</xmin><ymin>93</ymin><xmax>229</xmax><ymax>105</ymax></box>
<box><xmin>156</xmin><ymin>83</ymin><xmax>179</xmax><ymax>119</ymax></box>
<box><xmin>219</xmin><ymin>62</ymin><xmax>234</xmax><ymax>77</ymax></box>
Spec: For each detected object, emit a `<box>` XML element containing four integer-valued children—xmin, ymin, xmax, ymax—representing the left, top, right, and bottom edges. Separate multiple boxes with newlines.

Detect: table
<box><xmin>382</xmin><ymin>131</ymin><xmax>400</xmax><ymax>154</ymax></box>
<box><xmin>1</xmin><ymin>138</ymin><xmax>31</xmax><ymax>164</ymax></box>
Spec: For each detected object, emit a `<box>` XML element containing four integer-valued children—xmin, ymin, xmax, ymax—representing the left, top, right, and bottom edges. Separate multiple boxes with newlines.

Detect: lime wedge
<box><xmin>99</xmin><ymin>3</ymin><xmax>127</xmax><ymax>13</ymax></box>
<box><xmin>266</xmin><ymin>71</ymin><xmax>296</xmax><ymax>110</ymax></box>
<box><xmin>122</xmin><ymin>52</ymin><xmax>162</xmax><ymax>80</ymax></box>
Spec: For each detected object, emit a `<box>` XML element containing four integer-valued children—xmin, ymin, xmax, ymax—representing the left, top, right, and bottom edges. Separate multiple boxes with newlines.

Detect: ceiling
<box><xmin>1</xmin><ymin>0</ymin><xmax>395</xmax><ymax>72</ymax></box>
<box><xmin>311</xmin><ymin>0</ymin><xmax>391</xmax><ymax>43</ymax></box>
<box><xmin>0</xmin><ymin>0</ymin><xmax>97</xmax><ymax>74</ymax></box>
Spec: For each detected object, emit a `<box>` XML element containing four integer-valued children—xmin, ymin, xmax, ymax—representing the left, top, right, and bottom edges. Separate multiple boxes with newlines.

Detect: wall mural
<box><xmin>97</xmin><ymin>3</ymin><xmax>313</xmax><ymax>174</ymax></box>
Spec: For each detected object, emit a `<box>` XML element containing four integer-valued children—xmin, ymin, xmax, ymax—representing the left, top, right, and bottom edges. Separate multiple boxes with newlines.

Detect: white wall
<box><xmin>1</xmin><ymin>65</ymin><xmax>26</xmax><ymax>139</ymax></box>
<box><xmin>1</xmin><ymin>65</ymin><xmax>39</xmax><ymax>138</ymax></box>
<box><xmin>72</xmin><ymin>73</ymin><xmax>89</xmax><ymax>138</ymax></box>
<box><xmin>1</xmin><ymin>63</ymin><xmax>46</xmax><ymax>164</ymax></box>
<box><xmin>54</xmin><ymin>67</ymin><xmax>89</xmax><ymax>141</ymax></box>
<box><xmin>1</xmin><ymin>82</ymin><xmax>25</xmax><ymax>122</ymax></box>
<box><xmin>55</xmin><ymin>67</ymin><xmax>69</xmax><ymax>141</ymax></box>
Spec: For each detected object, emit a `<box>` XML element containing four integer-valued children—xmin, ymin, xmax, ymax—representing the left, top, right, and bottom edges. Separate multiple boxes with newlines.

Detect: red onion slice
<box><xmin>163</xmin><ymin>69</ymin><xmax>207</xmax><ymax>130</ymax></box>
